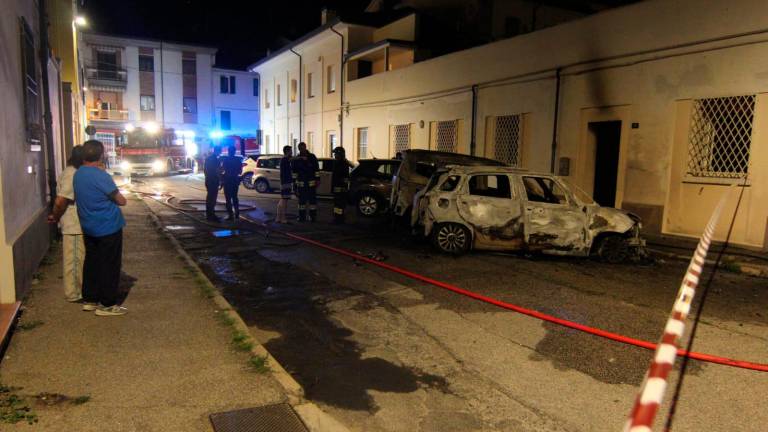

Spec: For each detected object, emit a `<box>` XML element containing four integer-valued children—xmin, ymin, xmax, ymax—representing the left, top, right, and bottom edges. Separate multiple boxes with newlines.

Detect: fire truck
<box><xmin>118</xmin><ymin>127</ymin><xmax>197</xmax><ymax>176</ymax></box>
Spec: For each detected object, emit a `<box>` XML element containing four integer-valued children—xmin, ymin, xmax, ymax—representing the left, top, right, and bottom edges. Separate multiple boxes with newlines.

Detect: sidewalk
<box><xmin>0</xmin><ymin>196</ymin><xmax>288</xmax><ymax>430</ymax></box>
<box><xmin>645</xmin><ymin>232</ymin><xmax>768</xmax><ymax>278</ymax></box>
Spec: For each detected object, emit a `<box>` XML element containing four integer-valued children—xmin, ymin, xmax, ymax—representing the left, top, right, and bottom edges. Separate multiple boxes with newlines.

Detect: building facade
<box><xmin>1</xmin><ymin>0</ymin><xmax>75</xmax><ymax>307</ymax></box>
<box><xmin>79</xmin><ymin>33</ymin><xmax>217</xmax><ymax>165</ymax></box>
<box><xmin>252</xmin><ymin>0</ymin><xmax>768</xmax><ymax>250</ymax></box>
<box><xmin>211</xmin><ymin>68</ymin><xmax>260</xmax><ymax>139</ymax></box>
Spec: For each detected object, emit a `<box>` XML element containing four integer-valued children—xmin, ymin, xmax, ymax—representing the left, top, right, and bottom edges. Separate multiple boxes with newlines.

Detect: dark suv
<box><xmin>348</xmin><ymin>159</ymin><xmax>401</xmax><ymax>216</ymax></box>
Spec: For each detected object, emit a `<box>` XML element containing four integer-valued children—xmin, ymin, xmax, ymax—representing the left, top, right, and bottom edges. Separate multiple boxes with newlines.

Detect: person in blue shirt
<box><xmin>74</xmin><ymin>140</ymin><xmax>128</xmax><ymax>316</ymax></box>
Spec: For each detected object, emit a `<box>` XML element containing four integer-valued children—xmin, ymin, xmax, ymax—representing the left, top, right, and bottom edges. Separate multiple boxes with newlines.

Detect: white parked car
<box><xmin>240</xmin><ymin>154</ymin><xmax>342</xmax><ymax>195</ymax></box>
<box><xmin>412</xmin><ymin>165</ymin><xmax>645</xmax><ymax>262</ymax></box>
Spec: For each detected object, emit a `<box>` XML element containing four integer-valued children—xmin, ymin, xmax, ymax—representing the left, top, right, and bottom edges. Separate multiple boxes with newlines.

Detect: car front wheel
<box><xmin>241</xmin><ymin>173</ymin><xmax>255</xmax><ymax>190</ymax></box>
<box><xmin>357</xmin><ymin>192</ymin><xmax>380</xmax><ymax>216</ymax></box>
<box><xmin>432</xmin><ymin>223</ymin><xmax>471</xmax><ymax>255</ymax></box>
<box><xmin>597</xmin><ymin>234</ymin><xmax>629</xmax><ymax>263</ymax></box>
<box><xmin>255</xmin><ymin>178</ymin><xmax>270</xmax><ymax>193</ymax></box>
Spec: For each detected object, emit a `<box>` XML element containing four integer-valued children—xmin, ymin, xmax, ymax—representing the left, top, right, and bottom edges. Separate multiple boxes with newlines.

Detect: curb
<box><xmin>139</xmin><ymin>195</ymin><xmax>351</xmax><ymax>432</ymax></box>
<box><xmin>648</xmin><ymin>248</ymin><xmax>768</xmax><ymax>278</ymax></box>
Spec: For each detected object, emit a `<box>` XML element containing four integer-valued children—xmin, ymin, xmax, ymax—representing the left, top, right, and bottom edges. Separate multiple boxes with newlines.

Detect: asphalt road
<box><xmin>134</xmin><ymin>173</ymin><xmax>768</xmax><ymax>432</ymax></box>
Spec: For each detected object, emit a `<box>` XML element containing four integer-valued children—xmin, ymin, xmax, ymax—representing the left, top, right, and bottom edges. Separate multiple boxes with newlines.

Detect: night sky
<box><xmin>80</xmin><ymin>0</ymin><xmax>372</xmax><ymax>70</ymax></box>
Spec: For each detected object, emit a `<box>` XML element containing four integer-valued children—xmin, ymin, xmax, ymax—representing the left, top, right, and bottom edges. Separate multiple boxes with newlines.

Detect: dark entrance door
<box><xmin>589</xmin><ymin>121</ymin><xmax>621</xmax><ymax>207</ymax></box>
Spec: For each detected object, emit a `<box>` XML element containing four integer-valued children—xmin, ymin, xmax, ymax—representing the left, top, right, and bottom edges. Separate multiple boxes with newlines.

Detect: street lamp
<box><xmin>74</xmin><ymin>16</ymin><xmax>87</xmax><ymax>27</ymax></box>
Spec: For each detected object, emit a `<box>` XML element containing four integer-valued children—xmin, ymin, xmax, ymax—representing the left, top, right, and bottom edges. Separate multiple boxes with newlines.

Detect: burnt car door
<box><xmin>456</xmin><ymin>173</ymin><xmax>525</xmax><ymax>250</ymax></box>
<box><xmin>520</xmin><ymin>175</ymin><xmax>588</xmax><ymax>255</ymax></box>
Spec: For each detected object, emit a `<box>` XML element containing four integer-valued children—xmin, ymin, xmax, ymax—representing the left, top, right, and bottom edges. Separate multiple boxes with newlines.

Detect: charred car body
<box><xmin>412</xmin><ymin>165</ymin><xmax>645</xmax><ymax>262</ymax></box>
<box><xmin>390</xmin><ymin>150</ymin><xmax>506</xmax><ymax>219</ymax></box>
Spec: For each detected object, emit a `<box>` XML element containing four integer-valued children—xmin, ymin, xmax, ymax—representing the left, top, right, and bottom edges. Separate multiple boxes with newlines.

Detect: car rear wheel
<box><xmin>432</xmin><ymin>223</ymin><xmax>471</xmax><ymax>255</ymax></box>
<box><xmin>597</xmin><ymin>234</ymin><xmax>629</xmax><ymax>263</ymax></box>
<box><xmin>357</xmin><ymin>193</ymin><xmax>380</xmax><ymax>216</ymax></box>
<box><xmin>255</xmin><ymin>178</ymin><xmax>270</xmax><ymax>193</ymax></box>
<box><xmin>241</xmin><ymin>173</ymin><xmax>255</xmax><ymax>190</ymax></box>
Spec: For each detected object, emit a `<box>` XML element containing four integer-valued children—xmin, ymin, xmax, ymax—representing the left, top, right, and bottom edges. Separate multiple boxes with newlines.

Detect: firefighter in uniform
<box><xmin>331</xmin><ymin>147</ymin><xmax>351</xmax><ymax>224</ymax></box>
<box><xmin>204</xmin><ymin>146</ymin><xmax>222</xmax><ymax>222</ymax></box>
<box><xmin>291</xmin><ymin>142</ymin><xmax>319</xmax><ymax>222</ymax></box>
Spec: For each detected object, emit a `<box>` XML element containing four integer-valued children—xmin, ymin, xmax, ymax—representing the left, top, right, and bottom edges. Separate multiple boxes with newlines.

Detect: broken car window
<box><xmin>440</xmin><ymin>175</ymin><xmax>461</xmax><ymax>191</ymax></box>
<box><xmin>468</xmin><ymin>175</ymin><xmax>511</xmax><ymax>198</ymax></box>
<box><xmin>523</xmin><ymin>176</ymin><xmax>567</xmax><ymax>205</ymax></box>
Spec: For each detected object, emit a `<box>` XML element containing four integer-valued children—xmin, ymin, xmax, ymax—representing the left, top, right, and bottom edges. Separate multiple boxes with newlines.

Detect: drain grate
<box><xmin>210</xmin><ymin>403</ymin><xmax>309</xmax><ymax>432</ymax></box>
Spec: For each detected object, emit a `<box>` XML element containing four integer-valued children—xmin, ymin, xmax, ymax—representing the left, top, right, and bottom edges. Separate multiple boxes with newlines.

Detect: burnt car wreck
<box><xmin>410</xmin><ymin>165</ymin><xmax>646</xmax><ymax>262</ymax></box>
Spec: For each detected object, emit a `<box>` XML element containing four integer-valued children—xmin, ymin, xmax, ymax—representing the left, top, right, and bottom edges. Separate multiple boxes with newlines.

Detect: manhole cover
<box><xmin>210</xmin><ymin>403</ymin><xmax>308</xmax><ymax>432</ymax></box>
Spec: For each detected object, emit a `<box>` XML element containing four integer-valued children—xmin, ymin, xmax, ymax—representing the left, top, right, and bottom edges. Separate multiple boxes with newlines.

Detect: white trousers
<box><xmin>63</xmin><ymin>234</ymin><xmax>84</xmax><ymax>301</ymax></box>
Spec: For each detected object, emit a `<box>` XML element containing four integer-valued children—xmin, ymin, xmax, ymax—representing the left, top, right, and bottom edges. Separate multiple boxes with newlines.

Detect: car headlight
<box><xmin>120</xmin><ymin>161</ymin><xmax>131</xmax><ymax>171</ymax></box>
<box><xmin>152</xmin><ymin>160</ymin><xmax>165</xmax><ymax>171</ymax></box>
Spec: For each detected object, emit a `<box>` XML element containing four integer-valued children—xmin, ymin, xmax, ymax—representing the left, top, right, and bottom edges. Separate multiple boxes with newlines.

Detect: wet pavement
<box><xmin>138</xmin><ymin>174</ymin><xmax>768</xmax><ymax>432</ymax></box>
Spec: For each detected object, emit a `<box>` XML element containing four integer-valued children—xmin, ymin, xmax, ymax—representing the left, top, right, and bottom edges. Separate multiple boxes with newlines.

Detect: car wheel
<box><xmin>241</xmin><ymin>173</ymin><xmax>255</xmax><ymax>190</ymax></box>
<box><xmin>357</xmin><ymin>193</ymin><xmax>380</xmax><ymax>216</ymax></box>
<box><xmin>255</xmin><ymin>178</ymin><xmax>270</xmax><ymax>193</ymax></box>
<box><xmin>432</xmin><ymin>223</ymin><xmax>471</xmax><ymax>255</ymax></box>
<box><xmin>597</xmin><ymin>235</ymin><xmax>629</xmax><ymax>263</ymax></box>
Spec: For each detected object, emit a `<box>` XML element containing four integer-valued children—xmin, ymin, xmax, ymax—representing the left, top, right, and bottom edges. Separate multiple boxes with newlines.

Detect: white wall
<box><xmin>212</xmin><ymin>68</ymin><xmax>259</xmax><ymax>135</ymax></box>
<box><xmin>159</xmin><ymin>49</ymin><xmax>183</xmax><ymax>126</ymax></box>
<box><xmin>197</xmin><ymin>54</ymin><xmax>214</xmax><ymax>128</ymax></box>
<box><xmin>124</xmin><ymin>46</ymin><xmax>140</xmax><ymax>119</ymax></box>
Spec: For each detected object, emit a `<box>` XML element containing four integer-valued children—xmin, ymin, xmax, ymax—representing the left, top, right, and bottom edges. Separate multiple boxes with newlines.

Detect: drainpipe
<box><xmin>470</xmin><ymin>84</ymin><xmax>479</xmax><ymax>156</ymax></box>
<box><xmin>38</xmin><ymin>0</ymin><xmax>57</xmax><ymax>210</ymax></box>
<box><xmin>330</xmin><ymin>25</ymin><xmax>345</xmax><ymax>148</ymax></box>
<box><xmin>286</xmin><ymin>70</ymin><xmax>290</xmax><ymax>148</ymax></box>
<box><xmin>550</xmin><ymin>68</ymin><xmax>561</xmax><ymax>173</ymax></box>
<box><xmin>160</xmin><ymin>41</ymin><xmax>165</xmax><ymax>131</ymax></box>
<box><xmin>290</xmin><ymin>48</ymin><xmax>303</xmax><ymax>140</ymax></box>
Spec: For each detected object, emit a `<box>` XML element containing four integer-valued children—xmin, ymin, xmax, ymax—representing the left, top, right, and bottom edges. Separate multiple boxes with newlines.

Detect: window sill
<box><xmin>682</xmin><ymin>176</ymin><xmax>751</xmax><ymax>186</ymax></box>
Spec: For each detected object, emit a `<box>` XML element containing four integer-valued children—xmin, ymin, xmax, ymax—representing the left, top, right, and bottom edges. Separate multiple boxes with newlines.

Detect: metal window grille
<box><xmin>393</xmin><ymin>124</ymin><xmax>411</xmax><ymax>153</ymax></box>
<box><xmin>96</xmin><ymin>132</ymin><xmax>117</xmax><ymax>168</ymax></box>
<box><xmin>432</xmin><ymin>120</ymin><xmax>459</xmax><ymax>153</ymax></box>
<box><xmin>687</xmin><ymin>95</ymin><xmax>754</xmax><ymax>178</ymax></box>
<box><xmin>357</xmin><ymin>128</ymin><xmax>368</xmax><ymax>159</ymax></box>
<box><xmin>493</xmin><ymin>115</ymin><xmax>522</xmax><ymax>167</ymax></box>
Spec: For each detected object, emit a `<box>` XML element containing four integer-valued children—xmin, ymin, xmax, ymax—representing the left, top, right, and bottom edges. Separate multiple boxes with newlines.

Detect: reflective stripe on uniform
<box><xmin>298</xmin><ymin>204</ymin><xmax>306</xmax><ymax>210</ymax></box>
<box><xmin>308</xmin><ymin>180</ymin><xmax>317</xmax><ymax>187</ymax></box>
<box><xmin>309</xmin><ymin>205</ymin><xmax>317</xmax><ymax>210</ymax></box>
<box><xmin>296</xmin><ymin>181</ymin><xmax>305</xmax><ymax>187</ymax></box>
<box><xmin>292</xmin><ymin>173</ymin><xmax>298</xmax><ymax>178</ymax></box>
<box><xmin>333</xmin><ymin>207</ymin><xmax>344</xmax><ymax>215</ymax></box>
<box><xmin>332</xmin><ymin>186</ymin><xmax>347</xmax><ymax>193</ymax></box>
<box><xmin>281</xmin><ymin>183</ymin><xmax>293</xmax><ymax>189</ymax></box>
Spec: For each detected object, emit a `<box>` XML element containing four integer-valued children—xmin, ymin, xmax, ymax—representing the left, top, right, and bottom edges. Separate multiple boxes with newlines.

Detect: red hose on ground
<box><xmin>273</xmin><ymin>228</ymin><xmax>768</xmax><ymax>373</ymax></box>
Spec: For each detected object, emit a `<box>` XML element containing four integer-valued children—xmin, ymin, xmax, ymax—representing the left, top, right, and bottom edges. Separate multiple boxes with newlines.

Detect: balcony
<box><xmin>88</xmin><ymin>108</ymin><xmax>130</xmax><ymax>121</ymax></box>
<box><xmin>84</xmin><ymin>61</ymin><xmax>128</xmax><ymax>90</ymax></box>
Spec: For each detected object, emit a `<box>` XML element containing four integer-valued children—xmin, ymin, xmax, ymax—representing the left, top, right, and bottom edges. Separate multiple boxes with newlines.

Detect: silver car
<box><xmin>241</xmin><ymin>154</ymin><xmax>336</xmax><ymax>195</ymax></box>
<box><xmin>412</xmin><ymin>165</ymin><xmax>645</xmax><ymax>262</ymax></box>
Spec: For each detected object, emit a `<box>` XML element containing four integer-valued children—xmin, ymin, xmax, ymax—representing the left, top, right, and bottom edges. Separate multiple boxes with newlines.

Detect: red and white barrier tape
<box><xmin>624</xmin><ymin>188</ymin><xmax>731</xmax><ymax>432</ymax></box>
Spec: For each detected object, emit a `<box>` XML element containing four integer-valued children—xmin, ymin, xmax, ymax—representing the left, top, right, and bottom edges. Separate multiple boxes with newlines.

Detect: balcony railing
<box><xmin>84</xmin><ymin>62</ymin><xmax>128</xmax><ymax>88</ymax></box>
<box><xmin>88</xmin><ymin>108</ymin><xmax>130</xmax><ymax>121</ymax></box>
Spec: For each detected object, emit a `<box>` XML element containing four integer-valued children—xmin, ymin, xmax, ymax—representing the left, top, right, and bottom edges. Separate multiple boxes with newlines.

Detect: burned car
<box><xmin>412</xmin><ymin>165</ymin><xmax>645</xmax><ymax>262</ymax></box>
<box><xmin>390</xmin><ymin>150</ymin><xmax>506</xmax><ymax>219</ymax></box>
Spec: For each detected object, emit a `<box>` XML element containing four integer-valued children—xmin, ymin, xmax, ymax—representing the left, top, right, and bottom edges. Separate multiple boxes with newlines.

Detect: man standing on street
<box><xmin>291</xmin><ymin>142</ymin><xmax>319</xmax><ymax>222</ymax></box>
<box><xmin>74</xmin><ymin>140</ymin><xmax>128</xmax><ymax>316</ymax></box>
<box><xmin>204</xmin><ymin>146</ymin><xmax>222</xmax><ymax>222</ymax></box>
<box><xmin>331</xmin><ymin>146</ymin><xmax>351</xmax><ymax>224</ymax></box>
<box><xmin>276</xmin><ymin>145</ymin><xmax>293</xmax><ymax>224</ymax></box>
<box><xmin>221</xmin><ymin>145</ymin><xmax>243</xmax><ymax>221</ymax></box>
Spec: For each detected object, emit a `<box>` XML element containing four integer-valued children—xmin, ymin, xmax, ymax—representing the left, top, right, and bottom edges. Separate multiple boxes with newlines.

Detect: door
<box><xmin>588</xmin><ymin>121</ymin><xmax>621</xmax><ymax>207</ymax></box>
<box><xmin>456</xmin><ymin>174</ymin><xmax>524</xmax><ymax>250</ymax></box>
<box><xmin>257</xmin><ymin>157</ymin><xmax>280</xmax><ymax>185</ymax></box>
<box><xmin>521</xmin><ymin>175</ymin><xmax>587</xmax><ymax>254</ymax></box>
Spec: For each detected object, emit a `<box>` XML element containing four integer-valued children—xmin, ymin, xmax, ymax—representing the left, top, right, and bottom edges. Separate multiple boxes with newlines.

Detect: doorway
<box><xmin>588</xmin><ymin>121</ymin><xmax>621</xmax><ymax>207</ymax></box>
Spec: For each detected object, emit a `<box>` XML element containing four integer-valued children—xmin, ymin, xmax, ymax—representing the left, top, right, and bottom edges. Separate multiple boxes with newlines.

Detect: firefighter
<box><xmin>221</xmin><ymin>145</ymin><xmax>243</xmax><ymax>221</ymax></box>
<box><xmin>291</xmin><ymin>142</ymin><xmax>319</xmax><ymax>222</ymax></box>
<box><xmin>331</xmin><ymin>146</ymin><xmax>351</xmax><ymax>224</ymax></box>
<box><xmin>276</xmin><ymin>145</ymin><xmax>293</xmax><ymax>224</ymax></box>
<box><xmin>204</xmin><ymin>146</ymin><xmax>222</xmax><ymax>222</ymax></box>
